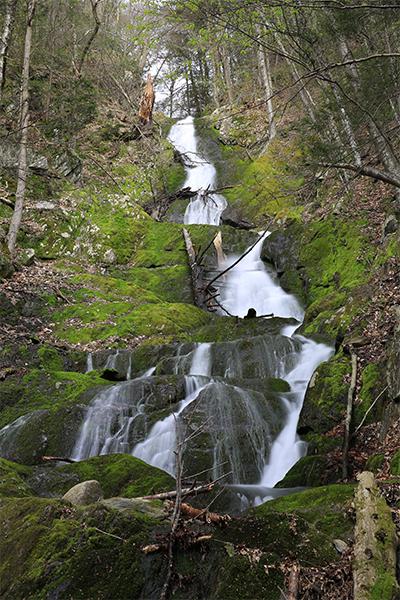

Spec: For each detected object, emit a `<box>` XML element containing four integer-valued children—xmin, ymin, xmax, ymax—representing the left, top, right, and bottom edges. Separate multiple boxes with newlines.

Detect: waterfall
<box><xmin>132</xmin><ymin>344</ymin><xmax>211</xmax><ymax>474</ymax></box>
<box><xmin>167</xmin><ymin>116</ymin><xmax>226</xmax><ymax>225</ymax></box>
<box><xmin>69</xmin><ymin>116</ymin><xmax>333</xmax><ymax>504</ymax></box>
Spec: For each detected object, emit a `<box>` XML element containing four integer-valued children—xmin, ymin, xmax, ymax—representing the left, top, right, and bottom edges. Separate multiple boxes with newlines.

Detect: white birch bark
<box><xmin>0</xmin><ymin>0</ymin><xmax>18</xmax><ymax>104</ymax></box>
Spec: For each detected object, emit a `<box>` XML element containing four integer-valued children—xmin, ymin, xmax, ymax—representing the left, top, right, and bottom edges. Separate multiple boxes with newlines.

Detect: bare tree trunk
<box><xmin>138</xmin><ymin>1</ymin><xmax>150</xmax><ymax>72</ymax></box>
<box><xmin>342</xmin><ymin>346</ymin><xmax>357</xmax><ymax>480</ymax></box>
<box><xmin>337</xmin><ymin>36</ymin><xmax>400</xmax><ymax>182</ymax></box>
<box><xmin>72</xmin><ymin>0</ymin><xmax>101</xmax><ymax>78</ymax></box>
<box><xmin>207</xmin><ymin>15</ymin><xmax>220</xmax><ymax>108</ymax></box>
<box><xmin>256</xmin><ymin>23</ymin><xmax>276</xmax><ymax>147</ymax></box>
<box><xmin>6</xmin><ymin>0</ymin><xmax>37</xmax><ymax>257</ymax></box>
<box><xmin>220</xmin><ymin>37</ymin><xmax>234</xmax><ymax>104</ymax></box>
<box><xmin>0</xmin><ymin>0</ymin><xmax>18</xmax><ymax>105</ymax></box>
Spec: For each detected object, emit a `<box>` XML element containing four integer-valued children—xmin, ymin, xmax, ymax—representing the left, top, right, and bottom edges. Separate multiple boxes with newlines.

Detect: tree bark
<box><xmin>72</xmin><ymin>0</ymin><xmax>101</xmax><ymax>79</ymax></box>
<box><xmin>256</xmin><ymin>22</ymin><xmax>276</xmax><ymax>147</ymax></box>
<box><xmin>0</xmin><ymin>0</ymin><xmax>18</xmax><ymax>105</ymax></box>
<box><xmin>183</xmin><ymin>227</ymin><xmax>209</xmax><ymax>309</ymax></box>
<box><xmin>342</xmin><ymin>346</ymin><xmax>357</xmax><ymax>480</ymax></box>
<box><xmin>138</xmin><ymin>73</ymin><xmax>155</xmax><ymax>128</ymax></box>
<box><xmin>6</xmin><ymin>0</ymin><xmax>37</xmax><ymax>257</ymax></box>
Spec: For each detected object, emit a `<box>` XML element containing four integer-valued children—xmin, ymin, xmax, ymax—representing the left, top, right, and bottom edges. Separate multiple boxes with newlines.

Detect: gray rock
<box><xmin>54</xmin><ymin>151</ymin><xmax>82</xmax><ymax>185</ymax></box>
<box><xmin>34</xmin><ymin>201</ymin><xmax>56</xmax><ymax>210</ymax></box>
<box><xmin>0</xmin><ymin>139</ymin><xmax>48</xmax><ymax>172</ymax></box>
<box><xmin>63</xmin><ymin>480</ymin><xmax>103</xmax><ymax>506</ymax></box>
<box><xmin>103</xmin><ymin>248</ymin><xmax>118</xmax><ymax>264</ymax></box>
<box><xmin>220</xmin><ymin>207</ymin><xmax>254</xmax><ymax>230</ymax></box>
<box><xmin>333</xmin><ymin>539</ymin><xmax>348</xmax><ymax>554</ymax></box>
<box><xmin>381</xmin><ymin>215</ymin><xmax>398</xmax><ymax>241</ymax></box>
<box><xmin>20</xmin><ymin>248</ymin><xmax>35</xmax><ymax>266</ymax></box>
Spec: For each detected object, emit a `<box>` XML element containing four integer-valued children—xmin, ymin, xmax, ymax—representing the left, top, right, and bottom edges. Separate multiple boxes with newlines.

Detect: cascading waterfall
<box><xmin>69</xmin><ymin>116</ymin><xmax>333</xmax><ymax>504</ymax></box>
<box><xmin>167</xmin><ymin>116</ymin><xmax>226</xmax><ymax>225</ymax></box>
<box><xmin>133</xmin><ymin>343</ymin><xmax>211</xmax><ymax>474</ymax></box>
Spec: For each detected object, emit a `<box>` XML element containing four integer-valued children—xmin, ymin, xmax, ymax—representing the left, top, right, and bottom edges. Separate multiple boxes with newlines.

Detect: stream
<box><xmin>72</xmin><ymin>116</ymin><xmax>333</xmax><ymax>506</ymax></box>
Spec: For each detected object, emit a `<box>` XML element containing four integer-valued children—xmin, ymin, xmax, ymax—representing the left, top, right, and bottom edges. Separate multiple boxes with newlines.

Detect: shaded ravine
<box><xmin>70</xmin><ymin>117</ymin><xmax>333</xmax><ymax>505</ymax></box>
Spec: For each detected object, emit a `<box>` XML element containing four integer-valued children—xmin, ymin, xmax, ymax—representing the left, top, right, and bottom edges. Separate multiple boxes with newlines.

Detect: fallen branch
<box><xmin>165</xmin><ymin>500</ymin><xmax>232</xmax><ymax>527</ymax></box>
<box><xmin>342</xmin><ymin>345</ymin><xmax>357</xmax><ymax>479</ymax></box>
<box><xmin>203</xmin><ymin>229</ymin><xmax>270</xmax><ymax>295</ymax></box>
<box><xmin>350</xmin><ymin>385</ymin><xmax>388</xmax><ymax>441</ymax></box>
<box><xmin>183</xmin><ymin>227</ymin><xmax>209</xmax><ymax>310</ymax></box>
<box><xmin>286</xmin><ymin>562</ymin><xmax>300</xmax><ymax>600</ymax></box>
<box><xmin>42</xmin><ymin>455</ymin><xmax>77</xmax><ymax>463</ymax></box>
<box><xmin>93</xmin><ymin>527</ymin><xmax>126</xmax><ymax>542</ymax></box>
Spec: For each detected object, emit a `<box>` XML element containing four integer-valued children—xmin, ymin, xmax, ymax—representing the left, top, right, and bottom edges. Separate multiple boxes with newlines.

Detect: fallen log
<box><xmin>286</xmin><ymin>563</ymin><xmax>300</xmax><ymax>600</ymax></box>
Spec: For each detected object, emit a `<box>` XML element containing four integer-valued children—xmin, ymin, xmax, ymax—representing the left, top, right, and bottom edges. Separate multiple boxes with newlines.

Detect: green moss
<box><xmin>354</xmin><ymin>362</ymin><xmax>387</xmax><ymax>427</ymax></box>
<box><xmin>57</xmin><ymin>454</ymin><xmax>175</xmax><ymax>499</ymax></box>
<box><xmin>0</xmin><ymin>497</ymin><xmax>160</xmax><ymax>600</ymax></box>
<box><xmin>0</xmin><ymin>369</ymin><xmax>111</xmax><ymax>428</ymax></box>
<box><xmin>53</xmin><ymin>301</ymin><xmax>212</xmax><ymax>345</ymax></box>
<box><xmin>298</xmin><ymin>355</ymin><xmax>350</xmax><ymax>435</ymax></box>
<box><xmin>389</xmin><ymin>451</ymin><xmax>400</xmax><ymax>475</ymax></box>
<box><xmin>37</xmin><ymin>345</ymin><xmax>63</xmax><ymax>371</ymax></box>
<box><xmin>298</xmin><ymin>217</ymin><xmax>371</xmax><ymax>305</ymax></box>
<box><xmin>275</xmin><ymin>455</ymin><xmax>332</xmax><ymax>488</ymax></box>
<box><xmin>365</xmin><ymin>454</ymin><xmax>385</xmax><ymax>474</ymax></box>
<box><xmin>0</xmin><ymin>459</ymin><xmax>35</xmax><ymax>497</ymax></box>
<box><xmin>223</xmin><ymin>139</ymin><xmax>304</xmax><ymax>225</ymax></box>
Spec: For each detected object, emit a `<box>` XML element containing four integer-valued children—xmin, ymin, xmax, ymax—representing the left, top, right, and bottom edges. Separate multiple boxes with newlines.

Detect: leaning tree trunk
<box><xmin>256</xmin><ymin>22</ymin><xmax>276</xmax><ymax>147</ymax></box>
<box><xmin>0</xmin><ymin>0</ymin><xmax>18</xmax><ymax>105</ymax></box>
<box><xmin>6</xmin><ymin>0</ymin><xmax>37</xmax><ymax>257</ymax></box>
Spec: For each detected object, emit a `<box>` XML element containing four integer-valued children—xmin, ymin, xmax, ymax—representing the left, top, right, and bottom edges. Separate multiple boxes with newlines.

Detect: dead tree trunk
<box><xmin>138</xmin><ymin>74</ymin><xmax>155</xmax><ymax>131</ymax></box>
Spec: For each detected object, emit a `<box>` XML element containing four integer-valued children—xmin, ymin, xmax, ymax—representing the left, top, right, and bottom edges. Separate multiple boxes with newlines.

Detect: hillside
<box><xmin>1</xmin><ymin>1</ymin><xmax>400</xmax><ymax>594</ymax></box>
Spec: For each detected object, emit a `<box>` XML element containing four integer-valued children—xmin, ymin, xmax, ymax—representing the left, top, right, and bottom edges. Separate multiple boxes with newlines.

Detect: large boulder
<box><xmin>62</xmin><ymin>480</ymin><xmax>103</xmax><ymax>506</ymax></box>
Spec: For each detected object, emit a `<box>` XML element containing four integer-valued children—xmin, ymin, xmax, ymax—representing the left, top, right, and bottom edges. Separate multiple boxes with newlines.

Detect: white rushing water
<box><xmin>133</xmin><ymin>344</ymin><xmax>211</xmax><ymax>474</ymax></box>
<box><xmin>67</xmin><ymin>116</ymin><xmax>333</xmax><ymax>504</ymax></box>
<box><xmin>167</xmin><ymin>116</ymin><xmax>226</xmax><ymax>225</ymax></box>
<box><xmin>167</xmin><ymin>116</ymin><xmax>332</xmax><ymax>501</ymax></box>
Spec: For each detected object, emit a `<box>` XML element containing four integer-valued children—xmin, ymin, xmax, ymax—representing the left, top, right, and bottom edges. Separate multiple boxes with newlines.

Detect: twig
<box><xmin>342</xmin><ymin>346</ymin><xmax>357</xmax><ymax>479</ymax></box>
<box><xmin>203</xmin><ymin>228</ymin><xmax>271</xmax><ymax>295</ymax></box>
<box><xmin>93</xmin><ymin>527</ymin><xmax>125</xmax><ymax>542</ymax></box>
<box><xmin>197</xmin><ymin>231</ymin><xmax>219</xmax><ymax>263</ymax></box>
<box><xmin>87</xmin><ymin>153</ymin><xmax>126</xmax><ymax>194</ymax></box>
<box><xmin>350</xmin><ymin>386</ymin><xmax>388</xmax><ymax>440</ymax></box>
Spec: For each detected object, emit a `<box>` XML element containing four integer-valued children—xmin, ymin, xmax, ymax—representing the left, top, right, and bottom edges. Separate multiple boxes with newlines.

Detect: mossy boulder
<box><xmin>275</xmin><ymin>455</ymin><xmax>338</xmax><ymax>488</ymax></box>
<box><xmin>365</xmin><ymin>453</ymin><xmax>385</xmax><ymax>475</ymax></box>
<box><xmin>0</xmin><ymin>482</ymin><xmax>356</xmax><ymax>600</ymax></box>
<box><xmin>298</xmin><ymin>355</ymin><xmax>351</xmax><ymax>436</ymax></box>
<box><xmin>0</xmin><ymin>459</ymin><xmax>35</xmax><ymax>497</ymax></box>
<box><xmin>0</xmin><ymin>367</ymin><xmax>112</xmax><ymax>429</ymax></box>
<box><xmin>0</xmin><ymin>253</ymin><xmax>14</xmax><ymax>279</ymax></box>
